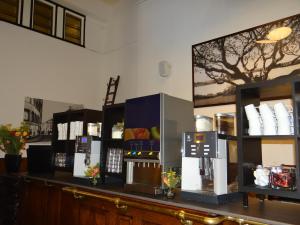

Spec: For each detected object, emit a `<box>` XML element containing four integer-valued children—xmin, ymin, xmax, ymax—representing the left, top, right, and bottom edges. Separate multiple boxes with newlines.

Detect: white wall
<box><xmin>102</xmin><ymin>0</ymin><xmax>138</xmax><ymax>103</ymax></box>
<box><xmin>103</xmin><ymin>0</ymin><xmax>300</xmax><ymax>100</ymax></box>
<box><xmin>0</xmin><ymin>17</ymin><xmax>106</xmax><ymax>126</ymax></box>
<box><xmin>0</xmin><ymin>1</ymin><xmax>111</xmax><ymax>158</ymax></box>
<box><xmin>134</xmin><ymin>0</ymin><xmax>300</xmax><ymax>100</ymax></box>
<box><xmin>103</xmin><ymin>0</ymin><xmax>300</xmax><ymax>166</ymax></box>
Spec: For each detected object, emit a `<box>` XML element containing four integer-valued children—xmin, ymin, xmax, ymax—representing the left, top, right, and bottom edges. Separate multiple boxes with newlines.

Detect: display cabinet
<box><xmin>52</xmin><ymin>109</ymin><xmax>102</xmax><ymax>170</ymax></box>
<box><xmin>236</xmin><ymin>76</ymin><xmax>300</xmax><ymax>206</ymax></box>
<box><xmin>101</xmin><ymin>103</ymin><xmax>125</xmax><ymax>183</ymax></box>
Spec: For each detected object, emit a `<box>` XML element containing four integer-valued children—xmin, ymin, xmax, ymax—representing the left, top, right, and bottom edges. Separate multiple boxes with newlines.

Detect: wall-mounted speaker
<box><xmin>159</xmin><ymin>60</ymin><xmax>171</xmax><ymax>77</ymax></box>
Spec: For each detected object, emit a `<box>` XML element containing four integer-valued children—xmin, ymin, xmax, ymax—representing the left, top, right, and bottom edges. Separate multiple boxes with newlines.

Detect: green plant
<box><xmin>0</xmin><ymin>123</ymin><xmax>29</xmax><ymax>155</ymax></box>
<box><xmin>162</xmin><ymin>168</ymin><xmax>180</xmax><ymax>189</ymax></box>
<box><xmin>85</xmin><ymin>163</ymin><xmax>100</xmax><ymax>185</ymax></box>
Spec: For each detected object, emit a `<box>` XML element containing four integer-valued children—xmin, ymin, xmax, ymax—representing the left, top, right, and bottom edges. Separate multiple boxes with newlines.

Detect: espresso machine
<box><xmin>181</xmin><ymin>131</ymin><xmax>240</xmax><ymax>204</ymax></box>
<box><xmin>73</xmin><ymin>136</ymin><xmax>101</xmax><ymax>177</ymax></box>
<box><xmin>123</xmin><ymin>93</ymin><xmax>194</xmax><ymax>195</ymax></box>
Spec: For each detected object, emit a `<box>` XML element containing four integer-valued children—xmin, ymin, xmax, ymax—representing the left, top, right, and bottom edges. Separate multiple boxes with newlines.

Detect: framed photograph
<box><xmin>192</xmin><ymin>14</ymin><xmax>300</xmax><ymax>107</ymax></box>
<box><xmin>23</xmin><ymin>97</ymin><xmax>83</xmax><ymax>145</ymax></box>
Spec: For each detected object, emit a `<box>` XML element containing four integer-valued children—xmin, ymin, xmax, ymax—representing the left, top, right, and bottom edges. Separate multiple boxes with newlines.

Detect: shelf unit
<box><xmin>236</xmin><ymin>76</ymin><xmax>300</xmax><ymax>206</ymax></box>
<box><xmin>101</xmin><ymin>103</ymin><xmax>125</xmax><ymax>183</ymax></box>
<box><xmin>52</xmin><ymin>109</ymin><xmax>102</xmax><ymax>170</ymax></box>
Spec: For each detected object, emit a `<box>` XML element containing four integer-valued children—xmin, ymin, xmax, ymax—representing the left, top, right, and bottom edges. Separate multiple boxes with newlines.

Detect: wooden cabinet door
<box><xmin>78</xmin><ymin>197</ymin><xmax>114</xmax><ymax>225</ymax></box>
<box><xmin>19</xmin><ymin>180</ymin><xmax>62</xmax><ymax>225</ymax></box>
<box><xmin>59</xmin><ymin>190</ymin><xmax>80</xmax><ymax>225</ymax></box>
<box><xmin>115</xmin><ymin>214</ymin><xmax>134</xmax><ymax>225</ymax></box>
<box><xmin>45</xmin><ymin>183</ymin><xmax>62</xmax><ymax>225</ymax></box>
<box><xmin>136</xmin><ymin>209</ymin><xmax>181</xmax><ymax>225</ymax></box>
<box><xmin>19</xmin><ymin>180</ymin><xmax>48</xmax><ymax>225</ymax></box>
<box><xmin>60</xmin><ymin>190</ymin><xmax>115</xmax><ymax>225</ymax></box>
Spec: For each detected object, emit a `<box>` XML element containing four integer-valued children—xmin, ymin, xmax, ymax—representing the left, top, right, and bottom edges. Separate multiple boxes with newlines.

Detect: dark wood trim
<box><xmin>16</xmin><ymin>0</ymin><xmax>20</xmax><ymax>24</ymax></box>
<box><xmin>83</xmin><ymin>15</ymin><xmax>86</xmax><ymax>47</ymax></box>
<box><xmin>29</xmin><ymin>0</ymin><xmax>33</xmax><ymax>28</ymax></box>
<box><xmin>20</xmin><ymin>0</ymin><xmax>24</xmax><ymax>25</ymax></box>
<box><xmin>62</xmin><ymin>8</ymin><xmax>65</xmax><ymax>39</ymax></box>
<box><xmin>54</xmin><ymin>4</ymin><xmax>57</xmax><ymax>36</ymax></box>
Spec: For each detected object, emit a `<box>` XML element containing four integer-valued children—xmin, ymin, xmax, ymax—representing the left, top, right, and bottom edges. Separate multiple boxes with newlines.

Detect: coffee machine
<box><xmin>123</xmin><ymin>93</ymin><xmax>194</xmax><ymax>195</ymax></box>
<box><xmin>181</xmin><ymin>131</ymin><xmax>240</xmax><ymax>204</ymax></box>
<box><xmin>73</xmin><ymin>136</ymin><xmax>101</xmax><ymax>177</ymax></box>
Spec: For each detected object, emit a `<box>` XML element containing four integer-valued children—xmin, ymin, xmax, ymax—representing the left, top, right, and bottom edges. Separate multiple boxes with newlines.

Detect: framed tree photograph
<box><xmin>192</xmin><ymin>14</ymin><xmax>300</xmax><ymax>107</ymax></box>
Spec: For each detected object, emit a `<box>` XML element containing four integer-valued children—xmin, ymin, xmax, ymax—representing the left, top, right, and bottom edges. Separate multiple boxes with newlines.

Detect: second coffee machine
<box><xmin>181</xmin><ymin>131</ymin><xmax>240</xmax><ymax>204</ymax></box>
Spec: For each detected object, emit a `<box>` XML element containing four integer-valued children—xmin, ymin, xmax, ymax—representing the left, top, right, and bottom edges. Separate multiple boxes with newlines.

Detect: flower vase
<box><xmin>4</xmin><ymin>154</ymin><xmax>22</xmax><ymax>173</ymax></box>
<box><xmin>90</xmin><ymin>177</ymin><xmax>102</xmax><ymax>186</ymax></box>
<box><xmin>90</xmin><ymin>177</ymin><xmax>98</xmax><ymax>186</ymax></box>
<box><xmin>166</xmin><ymin>188</ymin><xmax>175</xmax><ymax>199</ymax></box>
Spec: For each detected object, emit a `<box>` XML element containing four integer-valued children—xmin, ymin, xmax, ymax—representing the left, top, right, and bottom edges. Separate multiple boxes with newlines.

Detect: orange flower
<box><xmin>85</xmin><ymin>163</ymin><xmax>100</xmax><ymax>178</ymax></box>
<box><xmin>22</xmin><ymin>131</ymin><xmax>28</xmax><ymax>137</ymax></box>
<box><xmin>15</xmin><ymin>132</ymin><xmax>21</xmax><ymax>137</ymax></box>
<box><xmin>163</xmin><ymin>177</ymin><xmax>169</xmax><ymax>186</ymax></box>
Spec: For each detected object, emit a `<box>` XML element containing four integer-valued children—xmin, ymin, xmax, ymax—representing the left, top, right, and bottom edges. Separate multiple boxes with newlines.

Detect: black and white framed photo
<box><xmin>23</xmin><ymin>97</ymin><xmax>83</xmax><ymax>144</ymax></box>
<box><xmin>192</xmin><ymin>14</ymin><xmax>300</xmax><ymax>107</ymax></box>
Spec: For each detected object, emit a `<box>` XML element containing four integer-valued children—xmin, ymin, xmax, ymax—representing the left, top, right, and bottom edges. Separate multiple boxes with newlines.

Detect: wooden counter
<box><xmin>4</xmin><ymin>172</ymin><xmax>300</xmax><ymax>225</ymax></box>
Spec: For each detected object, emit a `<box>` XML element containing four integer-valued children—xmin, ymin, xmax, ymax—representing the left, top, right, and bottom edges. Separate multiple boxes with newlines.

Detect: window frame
<box><xmin>0</xmin><ymin>0</ymin><xmax>22</xmax><ymax>24</ymax></box>
<box><xmin>31</xmin><ymin>0</ymin><xmax>56</xmax><ymax>36</ymax></box>
<box><xmin>63</xmin><ymin>9</ymin><xmax>85</xmax><ymax>46</ymax></box>
<box><xmin>0</xmin><ymin>0</ymin><xmax>86</xmax><ymax>48</ymax></box>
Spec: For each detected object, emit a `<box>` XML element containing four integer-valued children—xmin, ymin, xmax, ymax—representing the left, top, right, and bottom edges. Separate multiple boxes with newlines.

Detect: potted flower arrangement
<box><xmin>0</xmin><ymin>123</ymin><xmax>29</xmax><ymax>173</ymax></box>
<box><xmin>85</xmin><ymin>163</ymin><xmax>101</xmax><ymax>186</ymax></box>
<box><xmin>162</xmin><ymin>168</ymin><xmax>181</xmax><ymax>199</ymax></box>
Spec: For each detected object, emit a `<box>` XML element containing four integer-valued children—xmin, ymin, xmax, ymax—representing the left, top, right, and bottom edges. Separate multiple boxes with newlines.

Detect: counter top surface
<box><xmin>16</xmin><ymin>172</ymin><xmax>300</xmax><ymax>225</ymax></box>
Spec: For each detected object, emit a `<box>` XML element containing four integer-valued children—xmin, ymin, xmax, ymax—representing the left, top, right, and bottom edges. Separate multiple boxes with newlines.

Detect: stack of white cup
<box><xmin>244</xmin><ymin>104</ymin><xmax>263</xmax><ymax>135</ymax></box>
<box><xmin>245</xmin><ymin>102</ymin><xmax>293</xmax><ymax>136</ymax></box>
<box><xmin>274</xmin><ymin>102</ymin><xmax>293</xmax><ymax>135</ymax></box>
<box><xmin>259</xmin><ymin>104</ymin><xmax>277</xmax><ymax>135</ymax></box>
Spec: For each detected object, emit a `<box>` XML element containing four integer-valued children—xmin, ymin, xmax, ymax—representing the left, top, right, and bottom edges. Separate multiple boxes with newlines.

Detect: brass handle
<box><xmin>44</xmin><ymin>181</ymin><xmax>54</xmax><ymax>187</ymax></box>
<box><xmin>181</xmin><ymin>220</ymin><xmax>193</xmax><ymax>225</ymax></box>
<box><xmin>24</xmin><ymin>178</ymin><xmax>31</xmax><ymax>183</ymax></box>
<box><xmin>62</xmin><ymin>187</ymin><xmax>268</xmax><ymax>225</ymax></box>
<box><xmin>177</xmin><ymin>210</ymin><xmax>193</xmax><ymax>225</ymax></box>
<box><xmin>73</xmin><ymin>193</ymin><xmax>85</xmax><ymax>200</ymax></box>
<box><xmin>114</xmin><ymin>198</ymin><xmax>128</xmax><ymax>211</ymax></box>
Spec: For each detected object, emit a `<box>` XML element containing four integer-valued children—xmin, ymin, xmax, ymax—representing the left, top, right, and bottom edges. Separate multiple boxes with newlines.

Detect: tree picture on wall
<box><xmin>192</xmin><ymin>14</ymin><xmax>300</xmax><ymax>107</ymax></box>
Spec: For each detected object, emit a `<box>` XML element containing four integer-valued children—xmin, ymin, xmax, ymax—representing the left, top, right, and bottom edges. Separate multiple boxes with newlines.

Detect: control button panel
<box><xmin>183</xmin><ymin>131</ymin><xmax>218</xmax><ymax>158</ymax></box>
